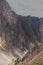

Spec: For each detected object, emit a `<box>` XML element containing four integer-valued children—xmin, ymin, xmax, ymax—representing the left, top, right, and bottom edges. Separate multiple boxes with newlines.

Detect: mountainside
<box><xmin>0</xmin><ymin>0</ymin><xmax>43</xmax><ymax>65</ymax></box>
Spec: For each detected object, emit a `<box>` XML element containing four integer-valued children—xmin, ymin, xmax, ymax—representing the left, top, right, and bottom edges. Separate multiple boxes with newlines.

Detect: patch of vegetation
<box><xmin>29</xmin><ymin>61</ymin><xmax>43</xmax><ymax>65</ymax></box>
<box><xmin>14</xmin><ymin>58</ymin><xmax>21</xmax><ymax>65</ymax></box>
<box><xmin>11</xmin><ymin>58</ymin><xmax>21</xmax><ymax>65</ymax></box>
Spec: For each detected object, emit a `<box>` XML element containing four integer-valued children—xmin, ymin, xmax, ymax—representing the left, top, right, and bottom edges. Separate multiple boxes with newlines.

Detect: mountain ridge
<box><xmin>0</xmin><ymin>0</ymin><xmax>43</xmax><ymax>65</ymax></box>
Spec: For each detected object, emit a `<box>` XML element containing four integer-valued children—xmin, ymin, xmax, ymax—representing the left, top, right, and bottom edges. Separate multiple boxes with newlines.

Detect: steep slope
<box><xmin>28</xmin><ymin>50</ymin><xmax>43</xmax><ymax>65</ymax></box>
<box><xmin>0</xmin><ymin>0</ymin><xmax>43</xmax><ymax>65</ymax></box>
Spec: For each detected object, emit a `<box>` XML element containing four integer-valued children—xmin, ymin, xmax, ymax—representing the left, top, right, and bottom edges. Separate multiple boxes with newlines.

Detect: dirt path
<box><xmin>28</xmin><ymin>50</ymin><xmax>43</xmax><ymax>65</ymax></box>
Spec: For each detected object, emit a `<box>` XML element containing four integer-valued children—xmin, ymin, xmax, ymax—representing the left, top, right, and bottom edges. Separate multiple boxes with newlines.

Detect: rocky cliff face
<box><xmin>0</xmin><ymin>0</ymin><xmax>43</xmax><ymax>61</ymax></box>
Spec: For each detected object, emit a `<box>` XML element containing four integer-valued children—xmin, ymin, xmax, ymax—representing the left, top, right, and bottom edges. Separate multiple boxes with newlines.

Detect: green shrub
<box><xmin>14</xmin><ymin>58</ymin><xmax>20</xmax><ymax>65</ymax></box>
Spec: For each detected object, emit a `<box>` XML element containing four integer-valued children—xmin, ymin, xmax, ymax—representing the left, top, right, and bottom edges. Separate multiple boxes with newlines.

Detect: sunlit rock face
<box><xmin>0</xmin><ymin>0</ymin><xmax>43</xmax><ymax>63</ymax></box>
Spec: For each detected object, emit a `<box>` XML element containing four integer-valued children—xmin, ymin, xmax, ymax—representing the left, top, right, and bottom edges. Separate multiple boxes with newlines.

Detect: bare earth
<box><xmin>28</xmin><ymin>50</ymin><xmax>43</xmax><ymax>65</ymax></box>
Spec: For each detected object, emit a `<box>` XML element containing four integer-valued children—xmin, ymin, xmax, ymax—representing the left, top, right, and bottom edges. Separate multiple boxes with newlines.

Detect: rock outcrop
<box><xmin>0</xmin><ymin>0</ymin><xmax>43</xmax><ymax>63</ymax></box>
